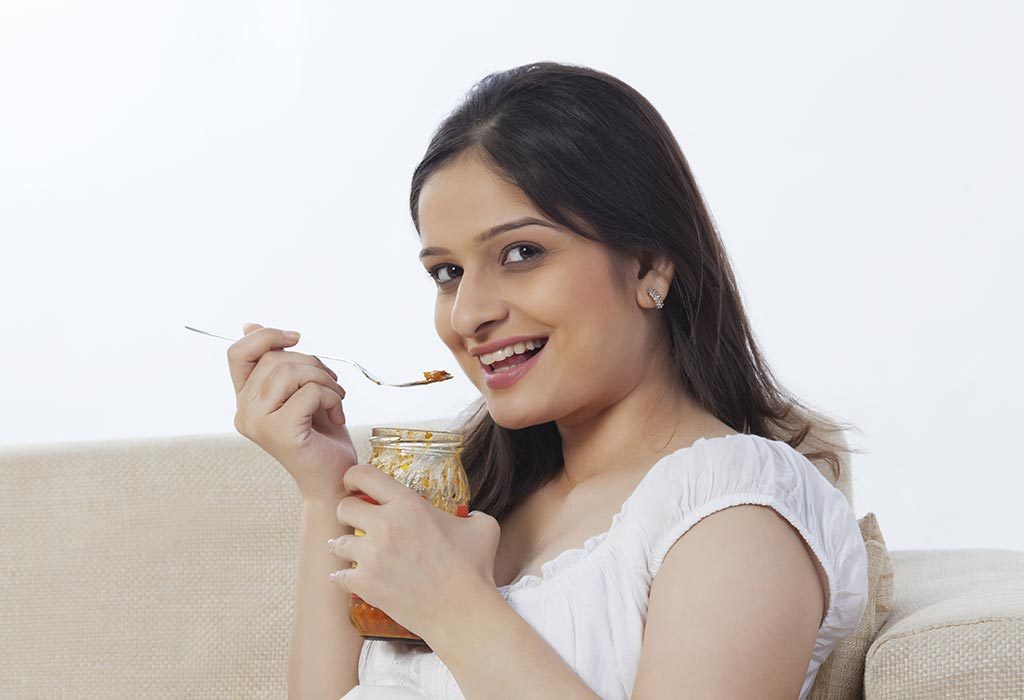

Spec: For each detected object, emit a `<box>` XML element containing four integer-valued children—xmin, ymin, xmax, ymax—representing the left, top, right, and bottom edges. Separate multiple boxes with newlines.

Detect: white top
<box><xmin>341</xmin><ymin>433</ymin><xmax>869</xmax><ymax>700</ymax></box>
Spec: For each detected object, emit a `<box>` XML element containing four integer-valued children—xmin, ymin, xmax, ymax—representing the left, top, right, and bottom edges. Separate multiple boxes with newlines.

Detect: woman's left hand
<box><xmin>328</xmin><ymin>463</ymin><xmax>501</xmax><ymax>639</ymax></box>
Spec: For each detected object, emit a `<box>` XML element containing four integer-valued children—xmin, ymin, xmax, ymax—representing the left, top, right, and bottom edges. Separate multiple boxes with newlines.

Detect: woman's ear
<box><xmin>635</xmin><ymin>251</ymin><xmax>675</xmax><ymax>307</ymax></box>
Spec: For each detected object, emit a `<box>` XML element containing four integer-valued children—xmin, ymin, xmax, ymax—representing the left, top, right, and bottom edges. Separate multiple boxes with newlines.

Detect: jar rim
<box><xmin>369</xmin><ymin>426</ymin><xmax>463</xmax><ymax>452</ymax></box>
<box><xmin>370</xmin><ymin>426</ymin><xmax>462</xmax><ymax>441</ymax></box>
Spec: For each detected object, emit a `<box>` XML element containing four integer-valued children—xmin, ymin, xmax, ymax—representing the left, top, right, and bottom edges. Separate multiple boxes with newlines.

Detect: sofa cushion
<box><xmin>809</xmin><ymin>512</ymin><xmax>894</xmax><ymax>699</ymax></box>
<box><xmin>0</xmin><ymin>431</ymin><xmax>318</xmax><ymax>699</ymax></box>
<box><xmin>864</xmin><ymin>548</ymin><xmax>1024</xmax><ymax>699</ymax></box>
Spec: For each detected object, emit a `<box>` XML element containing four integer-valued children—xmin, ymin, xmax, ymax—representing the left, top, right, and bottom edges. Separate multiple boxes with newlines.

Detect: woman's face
<box><xmin>417</xmin><ymin>153</ymin><xmax>658</xmax><ymax>430</ymax></box>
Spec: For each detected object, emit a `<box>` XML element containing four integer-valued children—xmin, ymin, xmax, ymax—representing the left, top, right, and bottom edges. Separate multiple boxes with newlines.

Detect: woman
<box><xmin>228</xmin><ymin>62</ymin><xmax>868</xmax><ymax>700</ymax></box>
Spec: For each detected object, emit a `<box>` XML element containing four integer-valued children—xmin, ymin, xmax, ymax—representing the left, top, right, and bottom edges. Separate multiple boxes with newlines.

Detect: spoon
<box><xmin>184</xmin><ymin>325</ymin><xmax>453</xmax><ymax>388</ymax></box>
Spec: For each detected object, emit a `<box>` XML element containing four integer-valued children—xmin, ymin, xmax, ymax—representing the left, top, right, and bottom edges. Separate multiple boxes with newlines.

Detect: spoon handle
<box><xmin>184</xmin><ymin>325</ymin><xmax>382</xmax><ymax>380</ymax></box>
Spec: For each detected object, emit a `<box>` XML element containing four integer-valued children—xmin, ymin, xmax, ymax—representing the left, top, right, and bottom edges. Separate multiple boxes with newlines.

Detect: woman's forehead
<box><xmin>420</xmin><ymin>160</ymin><xmax>535</xmax><ymax>230</ymax></box>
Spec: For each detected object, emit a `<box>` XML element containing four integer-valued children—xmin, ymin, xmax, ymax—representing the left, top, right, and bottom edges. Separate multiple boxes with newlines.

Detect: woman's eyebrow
<box><xmin>419</xmin><ymin>216</ymin><xmax>558</xmax><ymax>259</ymax></box>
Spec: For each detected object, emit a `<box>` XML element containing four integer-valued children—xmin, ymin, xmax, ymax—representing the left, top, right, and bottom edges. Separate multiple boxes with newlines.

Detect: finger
<box><xmin>250</xmin><ymin>362</ymin><xmax>346</xmax><ymax>417</ymax></box>
<box><xmin>329</xmin><ymin>566</ymin><xmax>358</xmax><ymax>594</ymax></box>
<box><xmin>342</xmin><ymin>462</ymin><xmax>416</xmax><ymax>506</ymax></box>
<box><xmin>335</xmin><ymin>490</ymin><xmax>380</xmax><ymax>531</ymax></box>
<box><xmin>242</xmin><ymin>322</ymin><xmax>263</xmax><ymax>335</ymax></box>
<box><xmin>226</xmin><ymin>326</ymin><xmax>302</xmax><ymax>394</ymax></box>
<box><xmin>328</xmin><ymin>533</ymin><xmax>364</xmax><ymax>563</ymax></box>
<box><xmin>242</xmin><ymin>350</ymin><xmax>340</xmax><ymax>403</ymax></box>
<box><xmin>270</xmin><ymin>381</ymin><xmax>347</xmax><ymax>431</ymax></box>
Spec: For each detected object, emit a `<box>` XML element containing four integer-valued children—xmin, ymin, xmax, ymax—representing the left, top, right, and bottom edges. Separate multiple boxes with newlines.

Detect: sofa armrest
<box><xmin>865</xmin><ymin>549</ymin><xmax>1024</xmax><ymax>699</ymax></box>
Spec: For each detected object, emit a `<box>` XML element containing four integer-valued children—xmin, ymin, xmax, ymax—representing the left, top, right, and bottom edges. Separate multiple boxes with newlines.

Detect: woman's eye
<box><xmin>428</xmin><ymin>264</ymin><xmax>461</xmax><ymax>286</ymax></box>
<box><xmin>499</xmin><ymin>244</ymin><xmax>540</xmax><ymax>264</ymax></box>
<box><xmin>428</xmin><ymin>243</ymin><xmax>544</xmax><ymax>290</ymax></box>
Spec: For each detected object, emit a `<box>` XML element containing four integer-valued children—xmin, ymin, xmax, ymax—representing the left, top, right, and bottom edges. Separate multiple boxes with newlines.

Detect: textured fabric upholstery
<box><xmin>865</xmin><ymin>548</ymin><xmax>1024</xmax><ymax>699</ymax></box>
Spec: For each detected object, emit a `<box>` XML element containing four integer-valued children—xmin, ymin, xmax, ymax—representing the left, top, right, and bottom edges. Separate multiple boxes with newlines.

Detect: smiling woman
<box><xmin>342</xmin><ymin>61</ymin><xmax>868</xmax><ymax>700</ymax></box>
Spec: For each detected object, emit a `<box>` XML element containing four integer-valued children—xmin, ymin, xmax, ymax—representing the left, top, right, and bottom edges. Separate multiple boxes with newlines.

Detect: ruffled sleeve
<box><xmin>636</xmin><ymin>434</ymin><xmax>868</xmax><ymax>681</ymax></box>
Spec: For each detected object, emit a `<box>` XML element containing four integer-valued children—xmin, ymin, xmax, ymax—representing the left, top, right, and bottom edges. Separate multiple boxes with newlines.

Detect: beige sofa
<box><xmin>2</xmin><ymin>417</ymin><xmax>1022</xmax><ymax>699</ymax></box>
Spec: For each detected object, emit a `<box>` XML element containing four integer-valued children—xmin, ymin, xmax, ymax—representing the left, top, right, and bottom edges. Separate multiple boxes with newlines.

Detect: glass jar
<box><xmin>347</xmin><ymin>427</ymin><xmax>470</xmax><ymax>645</ymax></box>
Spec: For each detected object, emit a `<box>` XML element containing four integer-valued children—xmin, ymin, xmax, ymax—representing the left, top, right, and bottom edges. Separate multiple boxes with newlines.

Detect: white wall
<box><xmin>2</xmin><ymin>1</ymin><xmax>1021</xmax><ymax>551</ymax></box>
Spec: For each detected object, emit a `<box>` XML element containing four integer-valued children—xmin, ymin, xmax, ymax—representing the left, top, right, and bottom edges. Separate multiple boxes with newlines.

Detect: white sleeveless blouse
<box><xmin>341</xmin><ymin>433</ymin><xmax>869</xmax><ymax>700</ymax></box>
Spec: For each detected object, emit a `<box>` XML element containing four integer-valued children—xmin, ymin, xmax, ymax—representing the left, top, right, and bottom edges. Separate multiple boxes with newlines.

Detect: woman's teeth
<box><xmin>480</xmin><ymin>338</ymin><xmax>547</xmax><ymax>367</ymax></box>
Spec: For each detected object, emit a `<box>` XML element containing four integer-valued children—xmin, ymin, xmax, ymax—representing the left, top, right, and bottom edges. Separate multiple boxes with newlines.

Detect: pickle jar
<box><xmin>347</xmin><ymin>427</ymin><xmax>470</xmax><ymax>645</ymax></box>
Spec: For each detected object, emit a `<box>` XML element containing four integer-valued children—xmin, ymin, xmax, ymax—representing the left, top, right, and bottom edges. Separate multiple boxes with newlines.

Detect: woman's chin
<box><xmin>487</xmin><ymin>402</ymin><xmax>553</xmax><ymax>430</ymax></box>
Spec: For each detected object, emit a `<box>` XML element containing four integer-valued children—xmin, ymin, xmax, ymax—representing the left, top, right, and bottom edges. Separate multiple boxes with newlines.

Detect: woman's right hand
<box><xmin>228</xmin><ymin>322</ymin><xmax>358</xmax><ymax>503</ymax></box>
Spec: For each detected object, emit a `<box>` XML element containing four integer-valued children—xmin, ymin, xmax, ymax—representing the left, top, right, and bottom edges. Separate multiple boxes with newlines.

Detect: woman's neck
<box><xmin>555</xmin><ymin>381</ymin><xmax>717</xmax><ymax>490</ymax></box>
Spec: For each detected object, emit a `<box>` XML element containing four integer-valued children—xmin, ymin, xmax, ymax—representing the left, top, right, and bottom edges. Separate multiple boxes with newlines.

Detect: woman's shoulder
<box><xmin>622</xmin><ymin>431</ymin><xmax>862</xmax><ymax>575</ymax></box>
<box><xmin>618</xmin><ymin>430</ymin><xmax>867</xmax><ymax>637</ymax></box>
<box><xmin>632</xmin><ymin>431</ymin><xmax>840</xmax><ymax>507</ymax></box>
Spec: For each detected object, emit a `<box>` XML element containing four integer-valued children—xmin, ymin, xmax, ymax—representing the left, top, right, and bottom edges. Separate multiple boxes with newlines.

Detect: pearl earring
<box><xmin>647</xmin><ymin>287</ymin><xmax>664</xmax><ymax>309</ymax></box>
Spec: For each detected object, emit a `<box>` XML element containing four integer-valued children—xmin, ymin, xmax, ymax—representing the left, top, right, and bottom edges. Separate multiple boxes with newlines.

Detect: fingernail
<box><xmin>329</xmin><ymin>571</ymin><xmax>339</xmax><ymax>583</ymax></box>
<box><xmin>283</xmin><ymin>330</ymin><xmax>300</xmax><ymax>341</ymax></box>
<box><xmin>327</xmin><ymin>537</ymin><xmax>335</xmax><ymax>552</ymax></box>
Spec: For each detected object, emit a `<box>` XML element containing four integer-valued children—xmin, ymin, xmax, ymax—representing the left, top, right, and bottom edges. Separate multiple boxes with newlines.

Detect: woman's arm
<box><xmin>631</xmin><ymin>504</ymin><xmax>825</xmax><ymax>699</ymax></box>
<box><xmin>424</xmin><ymin>584</ymin><xmax>601</xmax><ymax>700</ymax></box>
<box><xmin>288</xmin><ymin>497</ymin><xmax>362</xmax><ymax>700</ymax></box>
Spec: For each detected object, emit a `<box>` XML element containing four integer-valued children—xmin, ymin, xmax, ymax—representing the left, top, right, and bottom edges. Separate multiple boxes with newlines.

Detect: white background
<box><xmin>1</xmin><ymin>1</ymin><xmax>1021</xmax><ymax>551</ymax></box>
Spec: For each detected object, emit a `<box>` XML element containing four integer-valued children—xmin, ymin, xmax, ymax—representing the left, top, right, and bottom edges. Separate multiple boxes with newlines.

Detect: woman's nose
<box><xmin>449</xmin><ymin>272</ymin><xmax>507</xmax><ymax>337</ymax></box>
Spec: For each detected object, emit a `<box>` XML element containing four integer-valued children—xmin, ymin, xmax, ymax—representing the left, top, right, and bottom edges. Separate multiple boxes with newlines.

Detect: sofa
<box><xmin>2</xmin><ymin>416</ymin><xmax>1022</xmax><ymax>699</ymax></box>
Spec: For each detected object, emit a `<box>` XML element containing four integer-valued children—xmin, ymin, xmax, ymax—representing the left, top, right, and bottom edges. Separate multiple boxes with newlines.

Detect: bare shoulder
<box><xmin>631</xmin><ymin>504</ymin><xmax>825</xmax><ymax>700</ymax></box>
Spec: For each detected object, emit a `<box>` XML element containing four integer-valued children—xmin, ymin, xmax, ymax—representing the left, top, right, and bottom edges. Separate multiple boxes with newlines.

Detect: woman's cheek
<box><xmin>435</xmin><ymin>315</ymin><xmax>459</xmax><ymax>355</ymax></box>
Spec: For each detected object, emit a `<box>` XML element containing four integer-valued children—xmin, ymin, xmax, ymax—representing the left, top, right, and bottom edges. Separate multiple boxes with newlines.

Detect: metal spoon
<box><xmin>184</xmin><ymin>325</ymin><xmax>453</xmax><ymax>388</ymax></box>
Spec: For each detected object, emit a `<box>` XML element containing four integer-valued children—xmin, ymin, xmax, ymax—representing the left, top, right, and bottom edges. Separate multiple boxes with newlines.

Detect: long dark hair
<box><xmin>409</xmin><ymin>61</ymin><xmax>862</xmax><ymax>521</ymax></box>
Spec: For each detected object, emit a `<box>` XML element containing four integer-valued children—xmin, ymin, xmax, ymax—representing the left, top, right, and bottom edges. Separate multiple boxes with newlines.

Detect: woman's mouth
<box><xmin>481</xmin><ymin>338</ymin><xmax>546</xmax><ymax>372</ymax></box>
<box><xmin>479</xmin><ymin>338</ymin><xmax>547</xmax><ymax>389</ymax></box>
